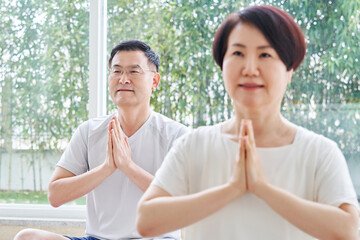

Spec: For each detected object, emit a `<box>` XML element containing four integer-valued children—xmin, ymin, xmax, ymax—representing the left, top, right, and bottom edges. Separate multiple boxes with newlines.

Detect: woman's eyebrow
<box><xmin>258</xmin><ymin>45</ymin><xmax>272</xmax><ymax>50</ymax></box>
<box><xmin>230</xmin><ymin>43</ymin><xmax>246</xmax><ymax>48</ymax></box>
<box><xmin>230</xmin><ymin>43</ymin><xmax>272</xmax><ymax>49</ymax></box>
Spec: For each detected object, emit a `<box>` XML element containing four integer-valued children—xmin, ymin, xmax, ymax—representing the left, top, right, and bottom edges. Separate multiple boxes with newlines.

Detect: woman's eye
<box><xmin>260</xmin><ymin>53</ymin><xmax>271</xmax><ymax>58</ymax></box>
<box><xmin>233</xmin><ymin>51</ymin><xmax>243</xmax><ymax>56</ymax></box>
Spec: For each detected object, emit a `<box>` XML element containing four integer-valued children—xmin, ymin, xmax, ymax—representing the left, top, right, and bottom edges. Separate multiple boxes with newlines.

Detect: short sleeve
<box><xmin>316</xmin><ymin>143</ymin><xmax>359</xmax><ymax>209</ymax></box>
<box><xmin>152</xmin><ymin>134</ymin><xmax>190</xmax><ymax>196</ymax></box>
<box><xmin>57</xmin><ymin>121</ymin><xmax>89</xmax><ymax>175</ymax></box>
<box><xmin>166</xmin><ymin>123</ymin><xmax>190</xmax><ymax>152</ymax></box>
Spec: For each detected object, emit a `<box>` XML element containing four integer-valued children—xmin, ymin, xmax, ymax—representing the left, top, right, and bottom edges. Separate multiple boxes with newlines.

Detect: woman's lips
<box><xmin>239</xmin><ymin>83</ymin><xmax>264</xmax><ymax>89</ymax></box>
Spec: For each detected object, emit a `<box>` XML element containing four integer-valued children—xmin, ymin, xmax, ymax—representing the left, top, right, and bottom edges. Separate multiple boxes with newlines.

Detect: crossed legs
<box><xmin>14</xmin><ymin>228</ymin><xmax>69</xmax><ymax>240</ymax></box>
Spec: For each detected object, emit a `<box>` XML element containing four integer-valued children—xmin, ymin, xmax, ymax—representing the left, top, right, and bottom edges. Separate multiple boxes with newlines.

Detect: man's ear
<box><xmin>152</xmin><ymin>72</ymin><xmax>160</xmax><ymax>90</ymax></box>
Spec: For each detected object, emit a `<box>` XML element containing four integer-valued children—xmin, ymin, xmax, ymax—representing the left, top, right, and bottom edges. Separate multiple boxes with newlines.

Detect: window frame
<box><xmin>89</xmin><ymin>0</ymin><xmax>108</xmax><ymax>118</ymax></box>
<box><xmin>0</xmin><ymin>0</ymin><xmax>107</xmax><ymax>223</ymax></box>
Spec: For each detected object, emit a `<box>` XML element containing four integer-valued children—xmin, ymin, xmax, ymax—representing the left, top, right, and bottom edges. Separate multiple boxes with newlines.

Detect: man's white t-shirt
<box><xmin>152</xmin><ymin>124</ymin><xmax>358</xmax><ymax>240</ymax></box>
<box><xmin>57</xmin><ymin>111</ymin><xmax>188</xmax><ymax>240</ymax></box>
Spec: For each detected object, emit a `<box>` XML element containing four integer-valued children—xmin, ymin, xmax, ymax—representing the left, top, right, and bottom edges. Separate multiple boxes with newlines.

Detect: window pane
<box><xmin>107</xmin><ymin>0</ymin><xmax>359</xmax><ymax>198</ymax></box>
<box><xmin>0</xmin><ymin>0</ymin><xmax>89</xmax><ymax>204</ymax></box>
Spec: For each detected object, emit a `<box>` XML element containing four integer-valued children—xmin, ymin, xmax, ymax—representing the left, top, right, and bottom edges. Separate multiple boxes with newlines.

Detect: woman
<box><xmin>136</xmin><ymin>5</ymin><xmax>359</xmax><ymax>240</ymax></box>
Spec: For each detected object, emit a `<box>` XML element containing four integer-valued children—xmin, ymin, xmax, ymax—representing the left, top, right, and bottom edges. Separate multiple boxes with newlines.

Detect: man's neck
<box><xmin>117</xmin><ymin>105</ymin><xmax>152</xmax><ymax>137</ymax></box>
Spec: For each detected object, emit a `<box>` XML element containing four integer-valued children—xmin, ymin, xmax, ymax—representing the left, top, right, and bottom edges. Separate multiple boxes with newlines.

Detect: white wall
<box><xmin>0</xmin><ymin>151</ymin><xmax>61</xmax><ymax>191</ymax></box>
<box><xmin>1</xmin><ymin>150</ymin><xmax>359</xmax><ymax>196</ymax></box>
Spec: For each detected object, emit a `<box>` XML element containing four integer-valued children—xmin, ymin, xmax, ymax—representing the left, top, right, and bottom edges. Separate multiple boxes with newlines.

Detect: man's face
<box><xmin>108</xmin><ymin>50</ymin><xmax>160</xmax><ymax>109</ymax></box>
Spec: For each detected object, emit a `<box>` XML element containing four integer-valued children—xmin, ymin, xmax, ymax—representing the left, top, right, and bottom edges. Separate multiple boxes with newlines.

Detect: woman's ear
<box><xmin>287</xmin><ymin>69</ymin><xmax>294</xmax><ymax>83</ymax></box>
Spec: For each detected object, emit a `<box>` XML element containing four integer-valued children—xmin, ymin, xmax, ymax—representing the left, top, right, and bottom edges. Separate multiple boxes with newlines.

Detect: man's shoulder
<box><xmin>78</xmin><ymin>113</ymin><xmax>115</xmax><ymax>137</ymax></box>
<box><xmin>151</xmin><ymin>112</ymin><xmax>188</xmax><ymax>130</ymax></box>
<box><xmin>151</xmin><ymin>111</ymin><xmax>182</xmax><ymax>124</ymax></box>
<box><xmin>145</xmin><ymin>112</ymin><xmax>189</xmax><ymax>144</ymax></box>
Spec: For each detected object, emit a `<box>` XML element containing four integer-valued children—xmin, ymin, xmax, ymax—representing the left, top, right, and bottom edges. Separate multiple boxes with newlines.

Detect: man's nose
<box><xmin>119</xmin><ymin>72</ymin><xmax>130</xmax><ymax>84</ymax></box>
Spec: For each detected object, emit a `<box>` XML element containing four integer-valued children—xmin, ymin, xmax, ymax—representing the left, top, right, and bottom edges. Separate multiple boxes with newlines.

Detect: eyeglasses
<box><xmin>109</xmin><ymin>65</ymin><xmax>156</xmax><ymax>80</ymax></box>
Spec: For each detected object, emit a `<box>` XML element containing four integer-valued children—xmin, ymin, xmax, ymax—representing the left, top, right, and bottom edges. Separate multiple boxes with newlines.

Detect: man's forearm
<box><xmin>121</xmin><ymin>161</ymin><xmax>154</xmax><ymax>192</ymax></box>
<box><xmin>48</xmin><ymin>164</ymin><xmax>114</xmax><ymax>207</ymax></box>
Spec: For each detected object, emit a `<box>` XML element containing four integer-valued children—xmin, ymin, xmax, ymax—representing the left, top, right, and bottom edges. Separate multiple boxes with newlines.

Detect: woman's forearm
<box><xmin>255</xmin><ymin>183</ymin><xmax>359</xmax><ymax>240</ymax></box>
<box><xmin>137</xmin><ymin>183</ymin><xmax>241</xmax><ymax>237</ymax></box>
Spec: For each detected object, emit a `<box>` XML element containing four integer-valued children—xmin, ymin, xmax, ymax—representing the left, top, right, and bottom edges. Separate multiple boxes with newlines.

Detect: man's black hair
<box><xmin>108</xmin><ymin>40</ymin><xmax>160</xmax><ymax>72</ymax></box>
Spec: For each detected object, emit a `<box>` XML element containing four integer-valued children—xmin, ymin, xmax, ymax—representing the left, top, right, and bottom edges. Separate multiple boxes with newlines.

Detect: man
<box><xmin>14</xmin><ymin>40</ymin><xmax>188</xmax><ymax>240</ymax></box>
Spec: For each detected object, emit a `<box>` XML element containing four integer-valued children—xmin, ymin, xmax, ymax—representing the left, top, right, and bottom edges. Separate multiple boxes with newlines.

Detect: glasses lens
<box><xmin>111</xmin><ymin>67</ymin><xmax>123</xmax><ymax>76</ymax></box>
<box><xmin>110</xmin><ymin>65</ymin><xmax>146</xmax><ymax>79</ymax></box>
<box><xmin>127</xmin><ymin>66</ymin><xmax>143</xmax><ymax>79</ymax></box>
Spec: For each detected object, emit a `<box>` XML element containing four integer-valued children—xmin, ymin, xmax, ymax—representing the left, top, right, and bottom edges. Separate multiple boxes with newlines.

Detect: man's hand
<box><xmin>104</xmin><ymin>121</ymin><xmax>117</xmax><ymax>173</ymax></box>
<box><xmin>110</xmin><ymin>116</ymin><xmax>133</xmax><ymax>171</ymax></box>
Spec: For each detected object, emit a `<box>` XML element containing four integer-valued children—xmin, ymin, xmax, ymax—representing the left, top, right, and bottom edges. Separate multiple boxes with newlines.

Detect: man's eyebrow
<box><xmin>128</xmin><ymin>64</ymin><xmax>141</xmax><ymax>68</ymax></box>
<box><xmin>111</xmin><ymin>64</ymin><xmax>141</xmax><ymax>68</ymax></box>
<box><xmin>230</xmin><ymin>43</ymin><xmax>273</xmax><ymax>49</ymax></box>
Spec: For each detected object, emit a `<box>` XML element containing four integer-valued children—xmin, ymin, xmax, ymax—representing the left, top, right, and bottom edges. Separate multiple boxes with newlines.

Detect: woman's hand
<box><xmin>228</xmin><ymin>119</ymin><xmax>268</xmax><ymax>196</ymax></box>
<box><xmin>242</xmin><ymin>120</ymin><xmax>268</xmax><ymax>195</ymax></box>
<box><xmin>228</xmin><ymin>132</ymin><xmax>247</xmax><ymax>197</ymax></box>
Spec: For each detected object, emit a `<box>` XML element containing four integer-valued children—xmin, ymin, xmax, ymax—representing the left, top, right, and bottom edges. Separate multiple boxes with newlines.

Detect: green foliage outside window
<box><xmin>0</xmin><ymin>0</ymin><xmax>89</xmax><ymax>193</ymax></box>
<box><xmin>0</xmin><ymin>0</ymin><xmax>359</xmax><ymax>202</ymax></box>
<box><xmin>107</xmin><ymin>0</ymin><xmax>360</xmax><ymax>193</ymax></box>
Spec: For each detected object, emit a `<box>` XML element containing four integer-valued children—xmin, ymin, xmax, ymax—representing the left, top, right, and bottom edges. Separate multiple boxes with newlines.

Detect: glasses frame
<box><xmin>109</xmin><ymin>64</ymin><xmax>156</xmax><ymax>80</ymax></box>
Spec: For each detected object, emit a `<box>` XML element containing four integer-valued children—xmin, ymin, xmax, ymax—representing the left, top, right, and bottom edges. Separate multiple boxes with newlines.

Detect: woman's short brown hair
<box><xmin>212</xmin><ymin>5</ymin><xmax>306</xmax><ymax>71</ymax></box>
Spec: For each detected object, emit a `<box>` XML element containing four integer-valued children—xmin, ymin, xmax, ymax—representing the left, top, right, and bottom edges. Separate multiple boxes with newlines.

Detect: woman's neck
<box><xmin>222</xmin><ymin>107</ymin><xmax>297</xmax><ymax>147</ymax></box>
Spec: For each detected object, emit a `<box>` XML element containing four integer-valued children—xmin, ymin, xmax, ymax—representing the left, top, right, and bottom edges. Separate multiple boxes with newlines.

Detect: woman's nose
<box><xmin>241</xmin><ymin>57</ymin><xmax>260</xmax><ymax>77</ymax></box>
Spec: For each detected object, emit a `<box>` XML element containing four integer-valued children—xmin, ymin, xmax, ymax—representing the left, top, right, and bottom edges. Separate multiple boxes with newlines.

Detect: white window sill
<box><xmin>0</xmin><ymin>203</ymin><xmax>85</xmax><ymax>227</ymax></box>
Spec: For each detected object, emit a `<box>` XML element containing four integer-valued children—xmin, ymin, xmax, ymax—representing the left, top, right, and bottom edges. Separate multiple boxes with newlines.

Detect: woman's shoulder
<box><xmin>175</xmin><ymin>124</ymin><xmax>222</xmax><ymax>148</ymax></box>
<box><xmin>294</xmin><ymin>126</ymin><xmax>339</xmax><ymax>151</ymax></box>
<box><xmin>193</xmin><ymin>124</ymin><xmax>221</xmax><ymax>135</ymax></box>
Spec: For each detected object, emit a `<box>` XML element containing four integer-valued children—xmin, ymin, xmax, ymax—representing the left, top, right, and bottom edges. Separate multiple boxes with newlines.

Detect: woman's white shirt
<box><xmin>152</xmin><ymin>124</ymin><xmax>358</xmax><ymax>240</ymax></box>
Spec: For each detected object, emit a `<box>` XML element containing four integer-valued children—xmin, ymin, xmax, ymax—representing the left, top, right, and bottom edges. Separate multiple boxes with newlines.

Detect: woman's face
<box><xmin>222</xmin><ymin>22</ymin><xmax>293</xmax><ymax>111</ymax></box>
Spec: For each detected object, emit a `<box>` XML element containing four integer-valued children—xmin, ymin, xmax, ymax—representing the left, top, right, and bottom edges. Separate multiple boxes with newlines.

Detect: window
<box><xmin>107</xmin><ymin>0</ymin><xmax>360</xmax><ymax>197</ymax></box>
<box><xmin>0</xmin><ymin>0</ymin><xmax>359</xmax><ymax>214</ymax></box>
<box><xmin>0</xmin><ymin>0</ymin><xmax>90</xmax><ymax>204</ymax></box>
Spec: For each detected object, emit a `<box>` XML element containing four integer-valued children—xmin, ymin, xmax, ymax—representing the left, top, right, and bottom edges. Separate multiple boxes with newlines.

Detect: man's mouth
<box><xmin>117</xmin><ymin>89</ymin><xmax>134</xmax><ymax>92</ymax></box>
